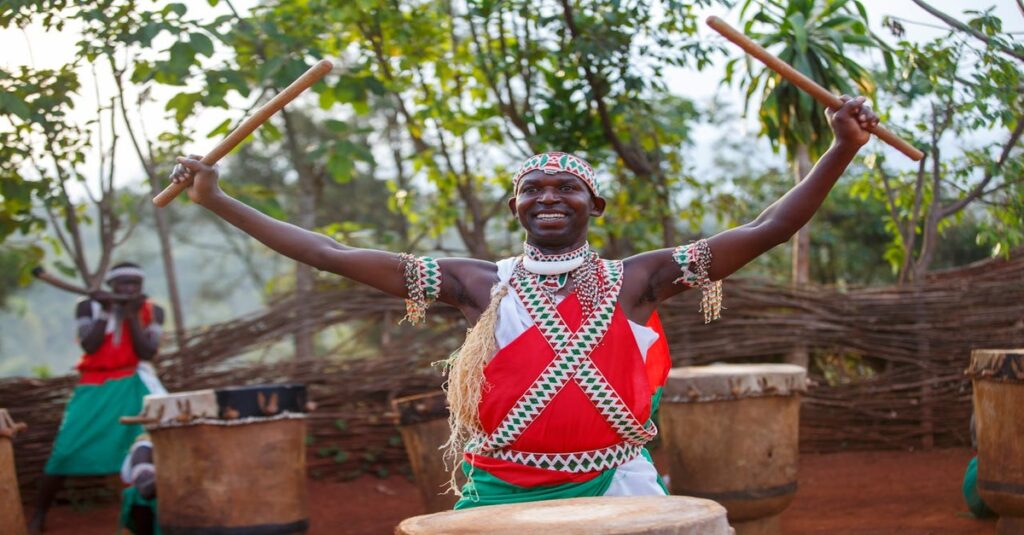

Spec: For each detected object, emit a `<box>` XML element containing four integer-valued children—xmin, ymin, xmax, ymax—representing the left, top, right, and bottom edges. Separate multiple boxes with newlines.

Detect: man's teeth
<box><xmin>537</xmin><ymin>214</ymin><xmax>566</xmax><ymax>220</ymax></box>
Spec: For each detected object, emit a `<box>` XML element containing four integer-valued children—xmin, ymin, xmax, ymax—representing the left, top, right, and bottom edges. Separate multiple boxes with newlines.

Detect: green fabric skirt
<box><xmin>454</xmin><ymin>461</ymin><xmax>617</xmax><ymax>509</ymax></box>
<box><xmin>454</xmin><ymin>449</ymin><xmax>664</xmax><ymax>509</ymax></box>
<box><xmin>456</xmin><ymin>390</ymin><xmax>666</xmax><ymax>509</ymax></box>
<box><xmin>119</xmin><ymin>485</ymin><xmax>160</xmax><ymax>535</ymax></box>
<box><xmin>44</xmin><ymin>373</ymin><xmax>150</xmax><ymax>475</ymax></box>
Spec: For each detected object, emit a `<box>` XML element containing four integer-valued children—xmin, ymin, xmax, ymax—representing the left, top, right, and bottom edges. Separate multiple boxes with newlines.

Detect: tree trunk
<box><xmin>791</xmin><ymin>144</ymin><xmax>813</xmax><ymax>286</ymax></box>
<box><xmin>281</xmin><ymin>109</ymin><xmax>318</xmax><ymax>362</ymax></box>
<box><xmin>786</xmin><ymin>144</ymin><xmax>814</xmax><ymax>369</ymax></box>
<box><xmin>147</xmin><ymin>183</ymin><xmax>187</xmax><ymax>353</ymax></box>
<box><xmin>293</xmin><ymin>169</ymin><xmax>317</xmax><ymax>363</ymax></box>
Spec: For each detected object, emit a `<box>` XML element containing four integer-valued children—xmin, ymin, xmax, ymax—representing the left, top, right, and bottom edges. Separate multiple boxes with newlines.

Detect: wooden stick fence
<box><xmin>2</xmin><ymin>252</ymin><xmax>1021</xmax><ymax>496</ymax></box>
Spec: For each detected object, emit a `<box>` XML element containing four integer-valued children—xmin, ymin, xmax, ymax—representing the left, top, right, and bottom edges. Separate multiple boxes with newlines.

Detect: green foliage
<box><xmin>814</xmin><ymin>348</ymin><xmax>877</xmax><ymax>387</ymax></box>
<box><xmin>0</xmin><ymin>243</ymin><xmax>44</xmax><ymax>309</ymax></box>
<box><xmin>3</xmin><ymin>0</ymin><xmax>1020</xmax><ymax>319</ymax></box>
<box><xmin>705</xmin><ymin>131</ymin><xmax>901</xmax><ymax>285</ymax></box>
<box><xmin>865</xmin><ymin>7</ymin><xmax>1022</xmax><ymax>279</ymax></box>
<box><xmin>0</xmin><ymin>64</ymin><xmax>87</xmax><ymax>243</ymax></box>
<box><xmin>730</xmin><ymin>0</ymin><xmax>888</xmax><ymax>161</ymax></box>
<box><xmin>32</xmin><ymin>364</ymin><xmax>53</xmax><ymax>379</ymax></box>
<box><xmin>0</xmin><ymin>0</ymin><xmax>218</xmax><ymax>294</ymax></box>
<box><xmin>309</xmin><ymin>0</ymin><xmax>729</xmax><ymax>254</ymax></box>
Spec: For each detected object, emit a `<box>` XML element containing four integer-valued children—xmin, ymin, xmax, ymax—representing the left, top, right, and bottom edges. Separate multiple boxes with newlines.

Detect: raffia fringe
<box><xmin>437</xmin><ymin>283</ymin><xmax>509</xmax><ymax>499</ymax></box>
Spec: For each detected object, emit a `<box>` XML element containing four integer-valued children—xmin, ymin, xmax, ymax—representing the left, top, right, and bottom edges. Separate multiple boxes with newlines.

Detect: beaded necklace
<box><xmin>517</xmin><ymin>241</ymin><xmax>606</xmax><ymax>316</ymax></box>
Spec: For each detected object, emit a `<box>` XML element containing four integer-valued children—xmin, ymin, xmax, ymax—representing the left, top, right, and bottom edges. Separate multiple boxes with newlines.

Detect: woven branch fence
<box><xmin>2</xmin><ymin>253</ymin><xmax>1022</xmax><ymax>497</ymax></box>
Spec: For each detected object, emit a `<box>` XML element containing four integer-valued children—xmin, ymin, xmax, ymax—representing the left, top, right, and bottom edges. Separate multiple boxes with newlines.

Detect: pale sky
<box><xmin>1</xmin><ymin>1</ymin><xmax>1020</xmax><ymax>194</ymax></box>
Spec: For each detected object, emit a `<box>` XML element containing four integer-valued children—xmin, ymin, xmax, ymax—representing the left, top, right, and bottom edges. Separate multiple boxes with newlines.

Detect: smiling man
<box><xmin>170</xmin><ymin>95</ymin><xmax>878</xmax><ymax>508</ymax></box>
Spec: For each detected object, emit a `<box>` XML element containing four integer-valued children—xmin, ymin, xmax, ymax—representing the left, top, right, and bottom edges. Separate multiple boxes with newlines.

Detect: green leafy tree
<box><xmin>704</xmin><ymin>127</ymin><xmax>895</xmax><ymax>286</ymax></box>
<box><xmin>0</xmin><ymin>58</ymin><xmax>133</xmax><ymax>289</ymax></box>
<box><xmin>0</xmin><ymin>1</ymin><xmax>229</xmax><ymax>342</ymax></box>
<box><xmin>729</xmin><ymin>0</ymin><xmax>886</xmax><ymax>284</ymax></box>
<box><xmin>459</xmin><ymin>0</ymin><xmax>725</xmax><ymax>254</ymax></box>
<box><xmin>316</xmin><ymin>0</ymin><xmax>726</xmax><ymax>259</ymax></box>
<box><xmin>856</xmin><ymin>5</ymin><xmax>1023</xmax><ymax>283</ymax></box>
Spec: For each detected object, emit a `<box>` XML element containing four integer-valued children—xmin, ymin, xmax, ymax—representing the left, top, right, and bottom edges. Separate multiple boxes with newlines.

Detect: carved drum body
<box><xmin>660</xmin><ymin>364</ymin><xmax>806</xmax><ymax>535</ymax></box>
<box><xmin>141</xmin><ymin>384</ymin><xmax>310</xmax><ymax>534</ymax></box>
<box><xmin>968</xmin><ymin>350</ymin><xmax>1024</xmax><ymax>535</ymax></box>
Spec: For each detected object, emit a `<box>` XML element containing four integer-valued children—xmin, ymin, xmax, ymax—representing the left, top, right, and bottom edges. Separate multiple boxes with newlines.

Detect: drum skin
<box><xmin>151</xmin><ymin>418</ymin><xmax>309</xmax><ymax>534</ymax></box>
<box><xmin>1</xmin><ymin>435</ymin><xmax>27</xmax><ymax>535</ymax></box>
<box><xmin>660</xmin><ymin>396</ymin><xmax>799</xmax><ymax>522</ymax></box>
<box><xmin>395</xmin><ymin>496</ymin><xmax>732</xmax><ymax>534</ymax></box>
<box><xmin>970</xmin><ymin>349</ymin><xmax>1024</xmax><ymax>534</ymax></box>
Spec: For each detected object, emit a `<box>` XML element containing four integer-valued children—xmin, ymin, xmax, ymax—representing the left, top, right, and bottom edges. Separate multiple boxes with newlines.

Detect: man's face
<box><xmin>508</xmin><ymin>171</ymin><xmax>605</xmax><ymax>247</ymax></box>
<box><xmin>108</xmin><ymin>276</ymin><xmax>143</xmax><ymax>296</ymax></box>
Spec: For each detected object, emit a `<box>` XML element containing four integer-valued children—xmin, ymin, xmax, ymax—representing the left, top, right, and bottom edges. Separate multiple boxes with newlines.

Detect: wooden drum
<box><xmin>1</xmin><ymin>409</ymin><xmax>28</xmax><ymax>535</ymax></box>
<box><xmin>136</xmin><ymin>384</ymin><xmax>310</xmax><ymax>534</ymax></box>
<box><xmin>660</xmin><ymin>364</ymin><xmax>806</xmax><ymax>535</ymax></box>
<box><xmin>968</xmin><ymin>349</ymin><xmax>1024</xmax><ymax>535</ymax></box>
<box><xmin>392</xmin><ymin>391</ymin><xmax>460</xmax><ymax>512</ymax></box>
<box><xmin>396</xmin><ymin>496</ymin><xmax>732</xmax><ymax>534</ymax></box>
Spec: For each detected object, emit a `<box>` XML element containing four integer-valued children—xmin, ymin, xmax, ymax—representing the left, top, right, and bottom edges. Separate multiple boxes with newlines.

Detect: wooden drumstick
<box><xmin>707</xmin><ymin>16</ymin><xmax>924</xmax><ymax>161</ymax></box>
<box><xmin>120</xmin><ymin>415</ymin><xmax>161</xmax><ymax>425</ymax></box>
<box><xmin>153</xmin><ymin>59</ymin><xmax>334</xmax><ymax>207</ymax></box>
<box><xmin>0</xmin><ymin>409</ymin><xmax>27</xmax><ymax>439</ymax></box>
<box><xmin>31</xmin><ymin>267</ymin><xmax>136</xmax><ymax>301</ymax></box>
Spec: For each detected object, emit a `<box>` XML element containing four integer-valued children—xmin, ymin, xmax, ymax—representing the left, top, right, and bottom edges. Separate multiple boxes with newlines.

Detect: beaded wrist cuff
<box><xmin>398</xmin><ymin>254</ymin><xmax>441</xmax><ymax>325</ymax></box>
<box><xmin>672</xmin><ymin>239</ymin><xmax>723</xmax><ymax>324</ymax></box>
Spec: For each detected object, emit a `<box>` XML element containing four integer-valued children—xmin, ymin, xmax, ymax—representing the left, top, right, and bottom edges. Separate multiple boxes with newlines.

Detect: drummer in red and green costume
<box><xmin>29</xmin><ymin>263</ymin><xmax>166</xmax><ymax>533</ymax></box>
<box><xmin>169</xmin><ymin>95</ymin><xmax>879</xmax><ymax>508</ymax></box>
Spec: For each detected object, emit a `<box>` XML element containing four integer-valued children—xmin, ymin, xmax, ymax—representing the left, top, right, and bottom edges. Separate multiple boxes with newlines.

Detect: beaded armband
<box><xmin>398</xmin><ymin>254</ymin><xmax>442</xmax><ymax>325</ymax></box>
<box><xmin>671</xmin><ymin>239</ymin><xmax>722</xmax><ymax>324</ymax></box>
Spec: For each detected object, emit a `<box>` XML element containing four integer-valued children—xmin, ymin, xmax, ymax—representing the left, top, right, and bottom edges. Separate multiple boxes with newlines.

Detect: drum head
<box><xmin>967</xmin><ymin>349</ymin><xmax>1024</xmax><ymax>383</ymax></box>
<box><xmin>396</xmin><ymin>496</ymin><xmax>731</xmax><ymax>535</ymax></box>
<box><xmin>215</xmin><ymin>384</ymin><xmax>307</xmax><ymax>418</ymax></box>
<box><xmin>393</xmin><ymin>391</ymin><xmax>448</xmax><ymax>426</ymax></box>
<box><xmin>664</xmin><ymin>364</ymin><xmax>807</xmax><ymax>403</ymax></box>
<box><xmin>142</xmin><ymin>389</ymin><xmax>219</xmax><ymax>423</ymax></box>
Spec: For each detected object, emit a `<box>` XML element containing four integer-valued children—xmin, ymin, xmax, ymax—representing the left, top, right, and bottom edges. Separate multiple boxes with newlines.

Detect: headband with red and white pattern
<box><xmin>513</xmin><ymin>152</ymin><xmax>599</xmax><ymax>197</ymax></box>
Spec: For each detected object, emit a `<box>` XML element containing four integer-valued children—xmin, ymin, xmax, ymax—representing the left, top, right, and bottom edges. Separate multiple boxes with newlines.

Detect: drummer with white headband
<box><xmin>29</xmin><ymin>262</ymin><xmax>167</xmax><ymax>534</ymax></box>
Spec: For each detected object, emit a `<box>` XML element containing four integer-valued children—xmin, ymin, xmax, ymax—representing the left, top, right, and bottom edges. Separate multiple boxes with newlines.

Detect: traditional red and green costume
<box><xmin>455</xmin><ymin>257</ymin><xmax>670</xmax><ymax>508</ymax></box>
<box><xmin>398</xmin><ymin>151</ymin><xmax>720</xmax><ymax>509</ymax></box>
<box><xmin>44</xmin><ymin>301</ymin><xmax>165</xmax><ymax>476</ymax></box>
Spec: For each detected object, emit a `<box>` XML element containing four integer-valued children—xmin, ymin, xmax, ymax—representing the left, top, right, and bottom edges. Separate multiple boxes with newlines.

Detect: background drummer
<box><xmin>29</xmin><ymin>262</ymin><xmax>167</xmax><ymax>533</ymax></box>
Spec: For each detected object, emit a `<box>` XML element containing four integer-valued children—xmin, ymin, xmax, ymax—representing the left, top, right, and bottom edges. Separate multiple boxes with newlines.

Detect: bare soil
<box><xmin>25</xmin><ymin>448</ymin><xmax>996</xmax><ymax>535</ymax></box>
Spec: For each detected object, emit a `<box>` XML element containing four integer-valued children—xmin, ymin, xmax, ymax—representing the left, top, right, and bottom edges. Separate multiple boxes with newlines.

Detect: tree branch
<box><xmin>558</xmin><ymin>0</ymin><xmax>653</xmax><ymax>176</ymax></box>
<box><xmin>939</xmin><ymin>116</ymin><xmax>1024</xmax><ymax>219</ymax></box>
<box><xmin>876</xmin><ymin>165</ymin><xmax>909</xmax><ymax>244</ymax></box>
<box><xmin>468</xmin><ymin>10</ymin><xmax>536</xmax><ymax>154</ymax></box>
<box><xmin>45</xmin><ymin>142</ymin><xmax>91</xmax><ymax>282</ymax></box>
<box><xmin>898</xmin><ymin>159</ymin><xmax>927</xmax><ymax>284</ymax></box>
<box><xmin>911</xmin><ymin>0</ymin><xmax>1024</xmax><ymax>62</ymax></box>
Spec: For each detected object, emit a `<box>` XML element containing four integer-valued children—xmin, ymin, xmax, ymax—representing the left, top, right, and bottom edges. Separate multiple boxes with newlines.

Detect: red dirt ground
<box><xmin>24</xmin><ymin>448</ymin><xmax>996</xmax><ymax>534</ymax></box>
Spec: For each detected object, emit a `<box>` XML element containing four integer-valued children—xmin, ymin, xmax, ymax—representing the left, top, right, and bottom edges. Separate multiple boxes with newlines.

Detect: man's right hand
<box><xmin>170</xmin><ymin>153</ymin><xmax>222</xmax><ymax>206</ymax></box>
